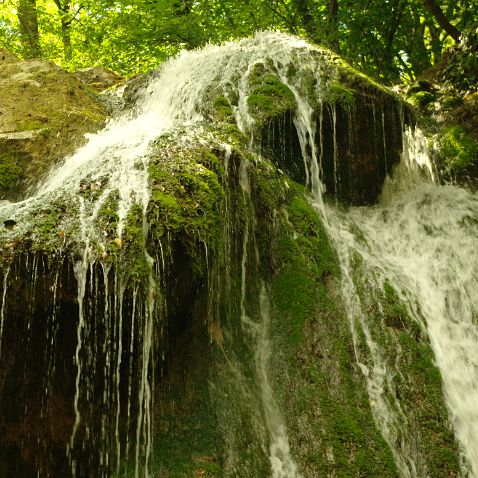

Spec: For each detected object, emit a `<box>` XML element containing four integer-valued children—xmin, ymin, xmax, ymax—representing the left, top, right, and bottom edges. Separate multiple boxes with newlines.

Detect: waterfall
<box><xmin>0</xmin><ymin>30</ymin><xmax>477</xmax><ymax>478</ymax></box>
<box><xmin>301</xmin><ymin>123</ymin><xmax>478</xmax><ymax>476</ymax></box>
<box><xmin>2</xmin><ymin>31</ymin><xmax>322</xmax><ymax>477</ymax></box>
<box><xmin>322</xmin><ymin>172</ymin><xmax>478</xmax><ymax>477</ymax></box>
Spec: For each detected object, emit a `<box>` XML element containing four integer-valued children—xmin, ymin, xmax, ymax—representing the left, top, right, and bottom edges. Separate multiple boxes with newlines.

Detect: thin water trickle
<box><xmin>0</xmin><ymin>266</ymin><xmax>10</xmax><ymax>356</ymax></box>
<box><xmin>236</xmin><ymin>157</ymin><xmax>302</xmax><ymax>477</ymax></box>
<box><xmin>258</xmin><ymin>284</ymin><xmax>303</xmax><ymax>478</ymax></box>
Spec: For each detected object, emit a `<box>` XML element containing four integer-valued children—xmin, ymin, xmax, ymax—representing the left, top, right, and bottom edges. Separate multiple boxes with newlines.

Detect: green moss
<box><xmin>121</xmin><ymin>203</ymin><xmax>150</xmax><ymax>279</ymax></box>
<box><xmin>407</xmin><ymin>90</ymin><xmax>436</xmax><ymax>109</ymax></box>
<box><xmin>80</xmin><ymin>108</ymin><xmax>107</xmax><ymax>124</ymax></box>
<box><xmin>147</xmin><ymin>144</ymin><xmax>225</xmax><ymax>276</ymax></box>
<box><xmin>326</xmin><ymin>81</ymin><xmax>356</xmax><ymax>106</ymax></box>
<box><xmin>438</xmin><ymin>125</ymin><xmax>478</xmax><ymax>172</ymax></box>
<box><xmin>382</xmin><ymin>281</ymin><xmax>422</xmax><ymax>338</ymax></box>
<box><xmin>15</xmin><ymin>119</ymin><xmax>44</xmax><ymax>130</ymax></box>
<box><xmin>149</xmin><ymin>190</ymin><xmax>182</xmax><ymax>235</ymax></box>
<box><xmin>23</xmin><ymin>198</ymin><xmax>76</xmax><ymax>252</ymax></box>
<box><xmin>96</xmin><ymin>193</ymin><xmax>120</xmax><ymax>242</ymax></box>
<box><xmin>213</xmin><ymin>96</ymin><xmax>235</xmax><ymax>123</ymax></box>
<box><xmin>79</xmin><ymin>182</ymin><xmax>104</xmax><ymax>201</ymax></box>
<box><xmin>247</xmin><ymin>71</ymin><xmax>297</xmax><ymax>126</ymax></box>
<box><xmin>0</xmin><ymin>152</ymin><xmax>24</xmax><ymax>198</ymax></box>
<box><xmin>395</xmin><ymin>330</ymin><xmax>460</xmax><ymax>476</ymax></box>
<box><xmin>354</xmin><ymin>279</ymin><xmax>461</xmax><ymax>476</ymax></box>
<box><xmin>268</xmin><ymin>187</ymin><xmax>398</xmax><ymax>477</ymax></box>
<box><xmin>440</xmin><ymin>94</ymin><xmax>463</xmax><ymax>110</ymax></box>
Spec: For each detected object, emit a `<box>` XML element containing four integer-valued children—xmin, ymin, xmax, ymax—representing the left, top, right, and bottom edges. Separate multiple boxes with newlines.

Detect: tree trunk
<box><xmin>325</xmin><ymin>0</ymin><xmax>341</xmax><ymax>53</ymax></box>
<box><xmin>427</xmin><ymin>21</ymin><xmax>443</xmax><ymax>64</ymax></box>
<box><xmin>423</xmin><ymin>0</ymin><xmax>461</xmax><ymax>42</ymax></box>
<box><xmin>17</xmin><ymin>0</ymin><xmax>41</xmax><ymax>58</ymax></box>
<box><xmin>60</xmin><ymin>8</ymin><xmax>73</xmax><ymax>61</ymax></box>
<box><xmin>410</xmin><ymin>13</ymin><xmax>432</xmax><ymax>74</ymax></box>
<box><xmin>292</xmin><ymin>0</ymin><xmax>318</xmax><ymax>43</ymax></box>
<box><xmin>381</xmin><ymin>0</ymin><xmax>406</xmax><ymax>76</ymax></box>
<box><xmin>53</xmin><ymin>0</ymin><xmax>73</xmax><ymax>61</ymax></box>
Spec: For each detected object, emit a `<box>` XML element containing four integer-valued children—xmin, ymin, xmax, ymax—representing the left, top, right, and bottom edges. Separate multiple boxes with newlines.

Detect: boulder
<box><xmin>0</xmin><ymin>54</ymin><xmax>108</xmax><ymax>200</ymax></box>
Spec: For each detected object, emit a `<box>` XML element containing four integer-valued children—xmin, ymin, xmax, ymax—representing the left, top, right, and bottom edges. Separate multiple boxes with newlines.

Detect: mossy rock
<box><xmin>247</xmin><ymin>66</ymin><xmax>297</xmax><ymax>127</ymax></box>
<box><xmin>0</xmin><ymin>55</ymin><xmax>108</xmax><ymax>200</ymax></box>
<box><xmin>0</xmin><ymin>152</ymin><xmax>25</xmax><ymax>199</ymax></box>
<box><xmin>407</xmin><ymin>90</ymin><xmax>436</xmax><ymax>109</ymax></box>
<box><xmin>212</xmin><ymin>96</ymin><xmax>235</xmax><ymax>124</ymax></box>
<box><xmin>269</xmin><ymin>187</ymin><xmax>398</xmax><ymax>477</ymax></box>
<box><xmin>324</xmin><ymin>81</ymin><xmax>355</xmax><ymax>106</ymax></box>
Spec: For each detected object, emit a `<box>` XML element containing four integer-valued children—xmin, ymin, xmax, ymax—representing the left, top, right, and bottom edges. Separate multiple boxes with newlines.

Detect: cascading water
<box><xmin>300</xmin><ymin>115</ymin><xmax>478</xmax><ymax>476</ymax></box>
<box><xmin>0</xmin><ymin>29</ymin><xmax>476</xmax><ymax>478</ymax></box>
<box><xmin>1</xmin><ymin>32</ymin><xmax>325</xmax><ymax>477</ymax></box>
<box><xmin>321</xmin><ymin>167</ymin><xmax>478</xmax><ymax>477</ymax></box>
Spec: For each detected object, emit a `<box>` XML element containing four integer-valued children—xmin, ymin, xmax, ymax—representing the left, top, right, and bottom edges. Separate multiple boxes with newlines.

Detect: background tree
<box><xmin>0</xmin><ymin>0</ymin><xmax>476</xmax><ymax>83</ymax></box>
<box><xmin>423</xmin><ymin>0</ymin><xmax>461</xmax><ymax>41</ymax></box>
<box><xmin>17</xmin><ymin>0</ymin><xmax>40</xmax><ymax>57</ymax></box>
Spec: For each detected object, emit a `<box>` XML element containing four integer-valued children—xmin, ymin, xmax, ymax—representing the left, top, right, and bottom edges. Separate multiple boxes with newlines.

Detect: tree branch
<box><xmin>423</xmin><ymin>0</ymin><xmax>461</xmax><ymax>42</ymax></box>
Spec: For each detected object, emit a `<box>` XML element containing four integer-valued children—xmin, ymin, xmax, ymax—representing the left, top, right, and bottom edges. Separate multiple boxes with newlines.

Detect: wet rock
<box><xmin>3</xmin><ymin>219</ymin><xmax>16</xmax><ymax>229</ymax></box>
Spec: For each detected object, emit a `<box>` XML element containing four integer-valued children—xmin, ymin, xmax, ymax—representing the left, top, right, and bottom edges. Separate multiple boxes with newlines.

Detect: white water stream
<box><xmin>324</xmin><ymin>172</ymin><xmax>478</xmax><ymax>477</ymax></box>
<box><xmin>302</xmin><ymin>122</ymin><xmax>478</xmax><ymax>476</ymax></box>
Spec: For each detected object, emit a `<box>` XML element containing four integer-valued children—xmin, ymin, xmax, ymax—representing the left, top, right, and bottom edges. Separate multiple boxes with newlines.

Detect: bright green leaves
<box><xmin>438</xmin><ymin>125</ymin><xmax>478</xmax><ymax>172</ymax></box>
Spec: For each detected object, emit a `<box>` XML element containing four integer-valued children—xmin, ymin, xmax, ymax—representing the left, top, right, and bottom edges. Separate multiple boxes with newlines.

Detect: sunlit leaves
<box><xmin>0</xmin><ymin>0</ymin><xmax>476</xmax><ymax>81</ymax></box>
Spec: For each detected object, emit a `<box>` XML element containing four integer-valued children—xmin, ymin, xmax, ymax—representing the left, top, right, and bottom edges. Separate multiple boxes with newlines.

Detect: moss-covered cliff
<box><xmin>0</xmin><ymin>33</ymin><xmax>464</xmax><ymax>478</ymax></box>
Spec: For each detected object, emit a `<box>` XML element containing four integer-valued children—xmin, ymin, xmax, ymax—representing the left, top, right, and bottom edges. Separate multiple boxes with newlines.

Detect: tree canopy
<box><xmin>1</xmin><ymin>0</ymin><xmax>477</xmax><ymax>83</ymax></box>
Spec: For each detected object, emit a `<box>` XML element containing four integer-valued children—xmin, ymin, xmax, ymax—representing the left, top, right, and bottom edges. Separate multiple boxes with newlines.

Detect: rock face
<box><xmin>0</xmin><ymin>50</ymin><xmax>108</xmax><ymax>200</ymax></box>
<box><xmin>257</xmin><ymin>78</ymin><xmax>407</xmax><ymax>205</ymax></box>
<box><xmin>74</xmin><ymin>66</ymin><xmax>124</xmax><ymax>92</ymax></box>
<box><xmin>0</xmin><ymin>34</ymin><xmax>462</xmax><ymax>478</ymax></box>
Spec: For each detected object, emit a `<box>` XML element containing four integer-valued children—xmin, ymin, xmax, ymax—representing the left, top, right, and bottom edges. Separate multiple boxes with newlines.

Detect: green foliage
<box><xmin>438</xmin><ymin>125</ymin><xmax>478</xmax><ymax>172</ymax></box>
<box><xmin>442</xmin><ymin>24</ymin><xmax>478</xmax><ymax>92</ymax></box>
<box><xmin>1</xmin><ymin>0</ymin><xmax>477</xmax><ymax>82</ymax></box>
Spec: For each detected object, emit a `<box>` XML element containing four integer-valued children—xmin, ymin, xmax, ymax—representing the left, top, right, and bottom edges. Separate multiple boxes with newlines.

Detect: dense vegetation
<box><xmin>1</xmin><ymin>0</ymin><xmax>477</xmax><ymax>82</ymax></box>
